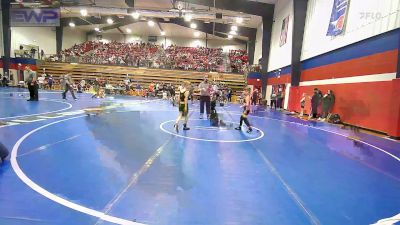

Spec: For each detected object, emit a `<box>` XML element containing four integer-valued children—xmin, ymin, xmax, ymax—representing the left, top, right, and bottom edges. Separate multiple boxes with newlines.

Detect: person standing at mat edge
<box><xmin>320</xmin><ymin>90</ymin><xmax>335</xmax><ymax>121</ymax></box>
<box><xmin>198</xmin><ymin>76</ymin><xmax>212</xmax><ymax>119</ymax></box>
<box><xmin>174</xmin><ymin>81</ymin><xmax>191</xmax><ymax>133</ymax></box>
<box><xmin>299</xmin><ymin>93</ymin><xmax>306</xmax><ymax>117</ymax></box>
<box><xmin>61</xmin><ymin>73</ymin><xmax>77</xmax><ymax>100</ymax></box>
<box><xmin>235</xmin><ymin>88</ymin><xmax>253</xmax><ymax>133</ymax></box>
<box><xmin>48</xmin><ymin>75</ymin><xmax>54</xmax><ymax>90</ymax></box>
<box><xmin>310</xmin><ymin>88</ymin><xmax>322</xmax><ymax>119</ymax></box>
<box><xmin>26</xmin><ymin>66</ymin><xmax>39</xmax><ymax>101</ymax></box>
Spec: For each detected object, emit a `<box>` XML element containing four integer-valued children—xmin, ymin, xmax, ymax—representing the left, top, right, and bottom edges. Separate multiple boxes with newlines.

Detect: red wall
<box><xmin>0</xmin><ymin>62</ymin><xmax>37</xmax><ymax>71</ymax></box>
<box><xmin>286</xmin><ymin>30</ymin><xmax>400</xmax><ymax>136</ymax></box>
<box><xmin>387</xmin><ymin>79</ymin><xmax>400</xmax><ymax>137</ymax></box>
<box><xmin>301</xmin><ymin>50</ymin><xmax>398</xmax><ymax>81</ymax></box>
<box><xmin>247</xmin><ymin>78</ymin><xmax>262</xmax><ymax>89</ymax></box>
<box><xmin>268</xmin><ymin>74</ymin><xmax>291</xmax><ymax>85</ymax></box>
<box><xmin>288</xmin><ymin>80</ymin><xmax>396</xmax><ymax>133</ymax></box>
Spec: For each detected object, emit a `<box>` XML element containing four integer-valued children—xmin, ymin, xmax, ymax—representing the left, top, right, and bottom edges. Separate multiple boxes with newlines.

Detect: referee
<box><xmin>26</xmin><ymin>66</ymin><xmax>39</xmax><ymax>101</ymax></box>
<box><xmin>198</xmin><ymin>76</ymin><xmax>211</xmax><ymax>119</ymax></box>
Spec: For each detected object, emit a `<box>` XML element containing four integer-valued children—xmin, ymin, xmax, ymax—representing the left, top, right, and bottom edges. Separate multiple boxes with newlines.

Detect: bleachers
<box><xmin>55</xmin><ymin>41</ymin><xmax>248</xmax><ymax>73</ymax></box>
<box><xmin>38</xmin><ymin>61</ymin><xmax>246</xmax><ymax>94</ymax></box>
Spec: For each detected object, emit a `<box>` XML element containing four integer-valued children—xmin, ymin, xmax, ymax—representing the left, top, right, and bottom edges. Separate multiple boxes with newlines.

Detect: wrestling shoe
<box><xmin>174</xmin><ymin>124</ymin><xmax>179</xmax><ymax>133</ymax></box>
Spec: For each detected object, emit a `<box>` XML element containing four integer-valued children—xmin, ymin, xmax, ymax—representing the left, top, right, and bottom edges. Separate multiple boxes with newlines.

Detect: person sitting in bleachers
<box><xmin>55</xmin><ymin>41</ymin><xmax>248</xmax><ymax>74</ymax></box>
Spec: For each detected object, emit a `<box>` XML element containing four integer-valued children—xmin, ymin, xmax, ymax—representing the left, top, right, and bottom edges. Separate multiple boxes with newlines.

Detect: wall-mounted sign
<box><xmin>326</xmin><ymin>0</ymin><xmax>350</xmax><ymax>36</ymax></box>
<box><xmin>10</xmin><ymin>8</ymin><xmax>60</xmax><ymax>27</ymax></box>
<box><xmin>279</xmin><ymin>15</ymin><xmax>290</xmax><ymax>47</ymax></box>
<box><xmin>148</xmin><ymin>36</ymin><xmax>158</xmax><ymax>42</ymax></box>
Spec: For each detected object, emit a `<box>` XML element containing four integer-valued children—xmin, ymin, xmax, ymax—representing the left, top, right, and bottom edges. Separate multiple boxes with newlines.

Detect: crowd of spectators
<box><xmin>60</xmin><ymin>41</ymin><xmax>102</xmax><ymax>57</ymax></box>
<box><xmin>229</xmin><ymin>50</ymin><xmax>249</xmax><ymax>73</ymax></box>
<box><xmin>82</xmin><ymin>42</ymin><xmax>160</xmax><ymax>66</ymax></box>
<box><xmin>49</xmin><ymin>41</ymin><xmax>249</xmax><ymax>74</ymax></box>
<box><xmin>161</xmin><ymin>45</ymin><xmax>224</xmax><ymax>72</ymax></box>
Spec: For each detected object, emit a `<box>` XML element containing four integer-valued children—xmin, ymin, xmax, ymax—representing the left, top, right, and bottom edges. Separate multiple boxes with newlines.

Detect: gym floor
<box><xmin>0</xmin><ymin>88</ymin><xmax>399</xmax><ymax>225</ymax></box>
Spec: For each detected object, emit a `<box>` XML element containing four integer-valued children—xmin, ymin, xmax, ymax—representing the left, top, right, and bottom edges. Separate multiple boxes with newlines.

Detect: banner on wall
<box><xmin>10</xmin><ymin>8</ymin><xmax>60</xmax><ymax>27</ymax></box>
<box><xmin>279</xmin><ymin>16</ymin><xmax>290</xmax><ymax>46</ymax></box>
<box><xmin>326</xmin><ymin>0</ymin><xmax>350</xmax><ymax>36</ymax></box>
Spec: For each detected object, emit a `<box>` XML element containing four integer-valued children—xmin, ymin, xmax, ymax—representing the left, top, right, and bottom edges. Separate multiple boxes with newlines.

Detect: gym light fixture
<box><xmin>190</xmin><ymin>23</ymin><xmax>197</xmax><ymax>29</ymax></box>
<box><xmin>131</xmin><ymin>12</ymin><xmax>140</xmax><ymax>19</ymax></box>
<box><xmin>228</xmin><ymin>34</ymin><xmax>233</xmax><ymax>39</ymax></box>
<box><xmin>148</xmin><ymin>20</ymin><xmax>155</xmax><ymax>27</ymax></box>
<box><xmin>194</xmin><ymin>31</ymin><xmax>200</xmax><ymax>37</ymax></box>
<box><xmin>236</xmin><ymin>17</ymin><xmax>243</xmax><ymax>24</ymax></box>
<box><xmin>184</xmin><ymin>14</ymin><xmax>192</xmax><ymax>22</ymax></box>
<box><xmin>229</xmin><ymin>30</ymin><xmax>237</xmax><ymax>35</ymax></box>
<box><xmin>69</xmin><ymin>22</ymin><xmax>75</xmax><ymax>27</ymax></box>
<box><xmin>94</xmin><ymin>27</ymin><xmax>100</xmax><ymax>32</ymax></box>
<box><xmin>107</xmin><ymin>18</ymin><xmax>113</xmax><ymax>24</ymax></box>
<box><xmin>160</xmin><ymin>31</ymin><xmax>166</xmax><ymax>36</ymax></box>
<box><xmin>231</xmin><ymin>25</ymin><xmax>238</xmax><ymax>31</ymax></box>
<box><xmin>126</xmin><ymin>28</ymin><xmax>132</xmax><ymax>33</ymax></box>
<box><xmin>80</xmin><ymin>9</ymin><xmax>88</xmax><ymax>17</ymax></box>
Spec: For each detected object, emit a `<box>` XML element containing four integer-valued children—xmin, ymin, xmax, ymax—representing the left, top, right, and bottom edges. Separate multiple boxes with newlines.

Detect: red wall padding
<box><xmin>247</xmin><ymin>78</ymin><xmax>262</xmax><ymax>89</ymax></box>
<box><xmin>301</xmin><ymin>50</ymin><xmax>398</xmax><ymax>82</ymax></box>
<box><xmin>388</xmin><ymin>79</ymin><xmax>400</xmax><ymax>137</ymax></box>
<box><xmin>268</xmin><ymin>74</ymin><xmax>291</xmax><ymax>85</ymax></box>
<box><xmin>288</xmin><ymin>86</ymin><xmax>300</xmax><ymax>112</ymax></box>
<box><xmin>9</xmin><ymin>64</ymin><xmax>38</xmax><ymax>71</ymax></box>
<box><xmin>288</xmin><ymin>80</ymin><xmax>395</xmax><ymax>133</ymax></box>
<box><xmin>0</xmin><ymin>63</ymin><xmax>37</xmax><ymax>71</ymax></box>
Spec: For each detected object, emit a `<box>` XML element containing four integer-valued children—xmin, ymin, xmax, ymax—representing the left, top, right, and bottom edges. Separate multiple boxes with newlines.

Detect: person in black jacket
<box><xmin>276</xmin><ymin>90</ymin><xmax>284</xmax><ymax>110</ymax></box>
<box><xmin>2</xmin><ymin>74</ymin><xmax>8</xmax><ymax>87</ymax></box>
<box><xmin>320</xmin><ymin>90</ymin><xmax>335</xmax><ymax>121</ymax></box>
<box><xmin>310</xmin><ymin>88</ymin><xmax>321</xmax><ymax>119</ymax></box>
<box><xmin>227</xmin><ymin>88</ymin><xmax>232</xmax><ymax>102</ymax></box>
